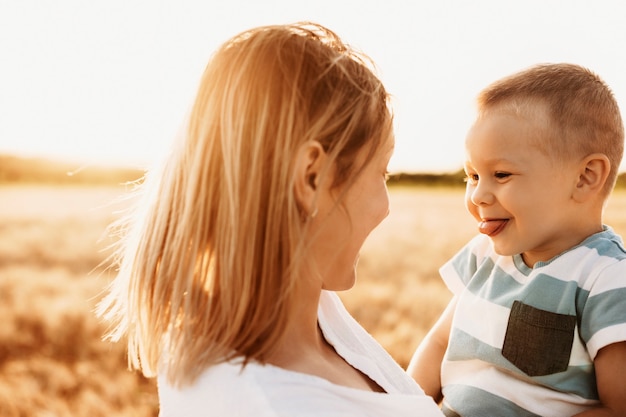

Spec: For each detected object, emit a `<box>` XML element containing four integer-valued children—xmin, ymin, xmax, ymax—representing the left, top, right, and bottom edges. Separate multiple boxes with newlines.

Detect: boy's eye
<box><xmin>464</xmin><ymin>173</ymin><xmax>479</xmax><ymax>184</ymax></box>
<box><xmin>494</xmin><ymin>172</ymin><xmax>511</xmax><ymax>179</ymax></box>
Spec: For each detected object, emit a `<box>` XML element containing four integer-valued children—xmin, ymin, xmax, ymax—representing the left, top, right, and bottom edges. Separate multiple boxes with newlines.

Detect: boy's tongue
<box><xmin>478</xmin><ymin>219</ymin><xmax>508</xmax><ymax>236</ymax></box>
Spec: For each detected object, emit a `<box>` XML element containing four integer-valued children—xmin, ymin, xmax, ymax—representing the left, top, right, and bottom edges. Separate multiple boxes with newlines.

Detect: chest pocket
<box><xmin>501</xmin><ymin>300</ymin><xmax>577</xmax><ymax>377</ymax></box>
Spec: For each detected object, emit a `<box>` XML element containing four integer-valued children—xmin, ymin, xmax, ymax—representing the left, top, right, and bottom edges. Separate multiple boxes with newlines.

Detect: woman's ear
<box><xmin>293</xmin><ymin>140</ymin><xmax>326</xmax><ymax>217</ymax></box>
<box><xmin>573</xmin><ymin>153</ymin><xmax>610</xmax><ymax>203</ymax></box>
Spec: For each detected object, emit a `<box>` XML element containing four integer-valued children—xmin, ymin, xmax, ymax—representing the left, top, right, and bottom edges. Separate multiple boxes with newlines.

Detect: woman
<box><xmin>99</xmin><ymin>22</ymin><xmax>442</xmax><ymax>416</ymax></box>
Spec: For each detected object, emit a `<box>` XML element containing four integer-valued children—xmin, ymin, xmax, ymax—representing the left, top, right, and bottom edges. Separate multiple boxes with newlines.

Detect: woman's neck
<box><xmin>265</xmin><ymin>290</ymin><xmax>385</xmax><ymax>393</ymax></box>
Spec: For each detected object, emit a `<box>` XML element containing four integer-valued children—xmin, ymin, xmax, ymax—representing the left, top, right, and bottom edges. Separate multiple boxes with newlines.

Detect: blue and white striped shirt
<box><xmin>440</xmin><ymin>226</ymin><xmax>626</xmax><ymax>417</ymax></box>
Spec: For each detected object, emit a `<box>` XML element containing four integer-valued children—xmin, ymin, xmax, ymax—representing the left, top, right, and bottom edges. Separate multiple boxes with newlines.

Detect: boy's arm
<box><xmin>407</xmin><ymin>296</ymin><xmax>457</xmax><ymax>404</ymax></box>
<box><xmin>573</xmin><ymin>341</ymin><xmax>626</xmax><ymax>417</ymax></box>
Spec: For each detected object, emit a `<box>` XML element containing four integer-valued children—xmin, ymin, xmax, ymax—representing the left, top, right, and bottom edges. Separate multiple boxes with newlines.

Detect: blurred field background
<box><xmin>2</xmin><ymin>157</ymin><xmax>626</xmax><ymax>417</ymax></box>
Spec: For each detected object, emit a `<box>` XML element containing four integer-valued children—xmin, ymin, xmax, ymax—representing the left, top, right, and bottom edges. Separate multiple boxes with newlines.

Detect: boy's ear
<box><xmin>572</xmin><ymin>153</ymin><xmax>610</xmax><ymax>203</ymax></box>
<box><xmin>293</xmin><ymin>140</ymin><xmax>326</xmax><ymax>217</ymax></box>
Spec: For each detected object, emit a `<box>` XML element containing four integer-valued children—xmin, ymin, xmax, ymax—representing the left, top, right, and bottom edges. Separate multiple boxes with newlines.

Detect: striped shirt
<box><xmin>440</xmin><ymin>226</ymin><xmax>626</xmax><ymax>417</ymax></box>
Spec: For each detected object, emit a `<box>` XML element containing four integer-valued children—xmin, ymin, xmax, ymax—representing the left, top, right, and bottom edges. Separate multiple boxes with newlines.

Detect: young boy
<box><xmin>408</xmin><ymin>63</ymin><xmax>626</xmax><ymax>416</ymax></box>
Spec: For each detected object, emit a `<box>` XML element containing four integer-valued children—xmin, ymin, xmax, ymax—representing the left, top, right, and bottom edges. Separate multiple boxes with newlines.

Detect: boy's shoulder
<box><xmin>579</xmin><ymin>226</ymin><xmax>626</xmax><ymax>260</ymax></box>
<box><xmin>538</xmin><ymin>227</ymin><xmax>626</xmax><ymax>287</ymax></box>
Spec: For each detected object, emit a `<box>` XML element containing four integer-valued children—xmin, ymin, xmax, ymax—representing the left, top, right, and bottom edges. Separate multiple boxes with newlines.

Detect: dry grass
<box><xmin>0</xmin><ymin>185</ymin><xmax>157</xmax><ymax>417</ymax></box>
<box><xmin>1</xmin><ymin>184</ymin><xmax>625</xmax><ymax>416</ymax></box>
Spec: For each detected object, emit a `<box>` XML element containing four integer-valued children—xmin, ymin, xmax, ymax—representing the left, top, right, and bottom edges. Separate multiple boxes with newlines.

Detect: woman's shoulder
<box><xmin>157</xmin><ymin>359</ymin><xmax>359</xmax><ymax>416</ymax></box>
<box><xmin>158</xmin><ymin>358</ymin><xmax>443</xmax><ymax>417</ymax></box>
<box><xmin>158</xmin><ymin>361</ymin><xmax>277</xmax><ymax>417</ymax></box>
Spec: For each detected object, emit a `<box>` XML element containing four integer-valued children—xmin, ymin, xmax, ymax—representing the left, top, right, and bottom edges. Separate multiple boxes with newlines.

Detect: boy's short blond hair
<box><xmin>477</xmin><ymin>63</ymin><xmax>624</xmax><ymax>196</ymax></box>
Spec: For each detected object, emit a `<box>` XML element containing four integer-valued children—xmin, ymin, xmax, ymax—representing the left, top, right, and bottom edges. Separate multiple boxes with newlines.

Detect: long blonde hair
<box><xmin>98</xmin><ymin>22</ymin><xmax>392</xmax><ymax>386</ymax></box>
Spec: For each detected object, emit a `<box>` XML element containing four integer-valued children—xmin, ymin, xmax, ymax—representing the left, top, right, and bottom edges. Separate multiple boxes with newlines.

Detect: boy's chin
<box><xmin>490</xmin><ymin>242</ymin><xmax>517</xmax><ymax>257</ymax></box>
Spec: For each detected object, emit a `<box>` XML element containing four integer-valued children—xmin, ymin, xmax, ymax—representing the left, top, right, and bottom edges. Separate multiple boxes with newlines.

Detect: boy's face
<box><xmin>463</xmin><ymin>109</ymin><xmax>584</xmax><ymax>267</ymax></box>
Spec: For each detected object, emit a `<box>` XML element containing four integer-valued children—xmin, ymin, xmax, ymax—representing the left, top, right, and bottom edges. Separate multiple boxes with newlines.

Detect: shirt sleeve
<box><xmin>439</xmin><ymin>234</ymin><xmax>490</xmax><ymax>296</ymax></box>
<box><xmin>580</xmin><ymin>259</ymin><xmax>626</xmax><ymax>359</ymax></box>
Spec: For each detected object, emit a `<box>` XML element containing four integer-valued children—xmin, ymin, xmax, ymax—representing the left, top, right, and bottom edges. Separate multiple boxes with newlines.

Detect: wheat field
<box><xmin>1</xmin><ymin>185</ymin><xmax>625</xmax><ymax>417</ymax></box>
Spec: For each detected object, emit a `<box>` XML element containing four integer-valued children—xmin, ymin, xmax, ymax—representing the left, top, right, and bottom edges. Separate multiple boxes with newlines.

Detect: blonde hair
<box><xmin>476</xmin><ymin>63</ymin><xmax>624</xmax><ymax>196</ymax></box>
<box><xmin>98</xmin><ymin>22</ymin><xmax>392</xmax><ymax>387</ymax></box>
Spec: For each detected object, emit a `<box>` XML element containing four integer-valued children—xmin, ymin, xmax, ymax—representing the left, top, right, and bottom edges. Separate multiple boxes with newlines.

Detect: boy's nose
<box><xmin>469</xmin><ymin>183</ymin><xmax>494</xmax><ymax>206</ymax></box>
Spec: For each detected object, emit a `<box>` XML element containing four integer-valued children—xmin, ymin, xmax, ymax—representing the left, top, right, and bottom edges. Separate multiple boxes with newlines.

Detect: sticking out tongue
<box><xmin>478</xmin><ymin>219</ymin><xmax>508</xmax><ymax>236</ymax></box>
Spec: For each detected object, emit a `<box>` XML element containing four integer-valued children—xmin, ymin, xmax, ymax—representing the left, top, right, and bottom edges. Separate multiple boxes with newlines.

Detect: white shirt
<box><xmin>158</xmin><ymin>290</ymin><xmax>442</xmax><ymax>416</ymax></box>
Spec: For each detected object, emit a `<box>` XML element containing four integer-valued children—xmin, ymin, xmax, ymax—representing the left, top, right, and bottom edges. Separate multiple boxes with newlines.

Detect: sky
<box><xmin>2</xmin><ymin>0</ymin><xmax>626</xmax><ymax>174</ymax></box>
